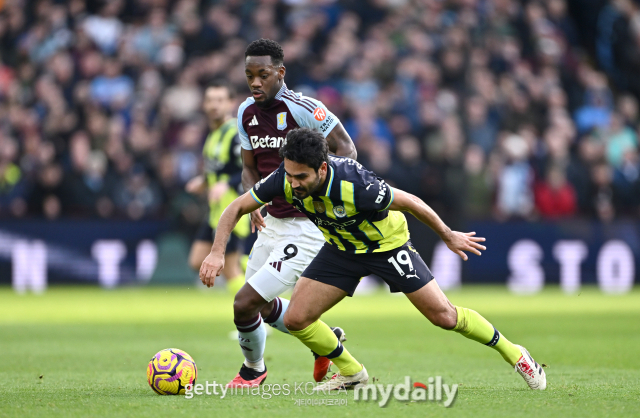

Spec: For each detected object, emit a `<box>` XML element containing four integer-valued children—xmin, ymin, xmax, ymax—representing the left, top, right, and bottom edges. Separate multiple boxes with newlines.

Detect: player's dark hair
<box><xmin>280</xmin><ymin>128</ymin><xmax>329</xmax><ymax>172</ymax></box>
<box><xmin>245</xmin><ymin>39</ymin><xmax>284</xmax><ymax>67</ymax></box>
<box><xmin>205</xmin><ymin>79</ymin><xmax>235</xmax><ymax>99</ymax></box>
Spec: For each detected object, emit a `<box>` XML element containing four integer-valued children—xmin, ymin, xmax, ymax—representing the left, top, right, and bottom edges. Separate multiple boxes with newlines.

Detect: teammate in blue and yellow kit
<box><xmin>200</xmin><ymin>128</ymin><xmax>547</xmax><ymax>391</ymax></box>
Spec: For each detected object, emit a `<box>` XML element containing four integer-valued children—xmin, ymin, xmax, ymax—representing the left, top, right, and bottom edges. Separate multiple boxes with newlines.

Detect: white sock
<box><xmin>244</xmin><ymin>358</ymin><xmax>265</xmax><ymax>371</ymax></box>
<box><xmin>263</xmin><ymin>297</ymin><xmax>291</xmax><ymax>335</ymax></box>
<box><xmin>234</xmin><ymin>314</ymin><xmax>267</xmax><ymax>372</ymax></box>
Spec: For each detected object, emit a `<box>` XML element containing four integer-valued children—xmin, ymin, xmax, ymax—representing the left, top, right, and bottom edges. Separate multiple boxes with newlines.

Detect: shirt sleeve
<box><xmin>237</xmin><ymin>98</ymin><xmax>254</xmax><ymax>150</ymax></box>
<box><xmin>250</xmin><ymin>164</ymin><xmax>286</xmax><ymax>206</ymax></box>
<box><xmin>286</xmin><ymin>94</ymin><xmax>340</xmax><ymax>138</ymax></box>
<box><xmin>355</xmin><ymin>170</ymin><xmax>394</xmax><ymax>212</ymax></box>
<box><xmin>219</xmin><ymin>133</ymin><xmax>243</xmax><ymax>192</ymax></box>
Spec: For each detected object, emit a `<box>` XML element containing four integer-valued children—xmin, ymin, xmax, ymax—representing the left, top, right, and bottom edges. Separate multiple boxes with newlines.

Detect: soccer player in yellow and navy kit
<box><xmin>186</xmin><ymin>81</ymin><xmax>249</xmax><ymax>295</ymax></box>
<box><xmin>201</xmin><ymin>127</ymin><xmax>547</xmax><ymax>391</ymax></box>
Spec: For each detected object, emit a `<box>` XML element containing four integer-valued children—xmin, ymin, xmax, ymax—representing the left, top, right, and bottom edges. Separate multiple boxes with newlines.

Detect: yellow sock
<box><xmin>453</xmin><ymin>306</ymin><xmax>522</xmax><ymax>366</ymax></box>
<box><xmin>289</xmin><ymin>320</ymin><xmax>363</xmax><ymax>376</ymax></box>
<box><xmin>226</xmin><ymin>275</ymin><xmax>245</xmax><ymax>295</ymax></box>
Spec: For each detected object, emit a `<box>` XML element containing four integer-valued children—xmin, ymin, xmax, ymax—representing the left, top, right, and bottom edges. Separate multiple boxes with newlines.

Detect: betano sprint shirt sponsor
<box><xmin>237</xmin><ymin>83</ymin><xmax>340</xmax><ymax>219</ymax></box>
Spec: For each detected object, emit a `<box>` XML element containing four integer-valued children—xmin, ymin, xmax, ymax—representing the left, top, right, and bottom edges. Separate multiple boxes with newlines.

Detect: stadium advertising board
<box><xmin>0</xmin><ymin>220</ymin><xmax>638</xmax><ymax>293</ymax></box>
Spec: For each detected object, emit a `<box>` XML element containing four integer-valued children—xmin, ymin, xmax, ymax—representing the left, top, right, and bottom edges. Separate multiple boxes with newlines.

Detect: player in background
<box><xmin>201</xmin><ymin>128</ymin><xmax>547</xmax><ymax>392</ymax></box>
<box><xmin>186</xmin><ymin>81</ymin><xmax>249</xmax><ymax>295</ymax></box>
<box><xmin>207</xmin><ymin>39</ymin><xmax>357</xmax><ymax>387</ymax></box>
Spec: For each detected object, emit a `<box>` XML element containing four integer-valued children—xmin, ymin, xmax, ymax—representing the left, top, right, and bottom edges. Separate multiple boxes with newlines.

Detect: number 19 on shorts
<box><xmin>388</xmin><ymin>250</ymin><xmax>414</xmax><ymax>277</ymax></box>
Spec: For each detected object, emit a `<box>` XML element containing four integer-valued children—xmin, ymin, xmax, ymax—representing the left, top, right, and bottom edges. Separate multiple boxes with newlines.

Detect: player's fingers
<box><xmin>470</xmin><ymin>241</ymin><xmax>486</xmax><ymax>250</ymax></box>
<box><xmin>465</xmin><ymin>231</ymin><xmax>476</xmax><ymax>236</ymax></box>
<box><xmin>469</xmin><ymin>236</ymin><xmax>486</xmax><ymax>242</ymax></box>
<box><xmin>456</xmin><ymin>250</ymin><xmax>468</xmax><ymax>261</ymax></box>
<box><xmin>465</xmin><ymin>246</ymin><xmax>482</xmax><ymax>256</ymax></box>
<box><xmin>251</xmin><ymin>212</ymin><xmax>264</xmax><ymax>231</ymax></box>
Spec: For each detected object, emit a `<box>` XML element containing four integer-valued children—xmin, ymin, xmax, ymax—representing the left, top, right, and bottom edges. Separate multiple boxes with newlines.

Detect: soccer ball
<box><xmin>147</xmin><ymin>348</ymin><xmax>197</xmax><ymax>395</ymax></box>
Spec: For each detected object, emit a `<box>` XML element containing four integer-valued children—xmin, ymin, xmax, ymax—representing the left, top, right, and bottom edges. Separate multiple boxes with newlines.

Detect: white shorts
<box><xmin>246</xmin><ymin>215</ymin><xmax>324</xmax><ymax>302</ymax></box>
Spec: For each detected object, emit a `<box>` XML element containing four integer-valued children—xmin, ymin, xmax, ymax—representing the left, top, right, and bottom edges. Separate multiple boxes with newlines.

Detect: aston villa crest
<box><xmin>277</xmin><ymin>112</ymin><xmax>287</xmax><ymax>130</ymax></box>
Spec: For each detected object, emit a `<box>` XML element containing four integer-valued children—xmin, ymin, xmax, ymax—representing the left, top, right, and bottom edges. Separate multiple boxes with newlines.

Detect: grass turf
<box><xmin>0</xmin><ymin>285</ymin><xmax>638</xmax><ymax>417</ymax></box>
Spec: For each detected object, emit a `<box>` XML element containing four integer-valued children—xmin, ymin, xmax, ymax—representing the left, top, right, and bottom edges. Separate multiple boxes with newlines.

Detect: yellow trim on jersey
<box><xmin>250</xmin><ymin>189</ymin><xmax>268</xmax><ymax>205</ymax></box>
<box><xmin>335</xmin><ymin>229</ymin><xmax>368</xmax><ymax>253</ymax></box>
<box><xmin>317</xmin><ymin>225</ymin><xmax>346</xmax><ymax>251</ymax></box>
<box><xmin>372</xmin><ymin>211</ymin><xmax>410</xmax><ymax>252</ymax></box>
<box><xmin>302</xmin><ymin>196</ymin><xmax>315</xmax><ymax>213</ymax></box>
<box><xmin>325</xmin><ymin>166</ymin><xmax>334</xmax><ymax>196</ymax></box>
<box><xmin>358</xmin><ymin>220</ymin><xmax>384</xmax><ymax>241</ymax></box>
<box><xmin>340</xmin><ymin>181</ymin><xmax>358</xmax><ymax>216</ymax></box>
<box><xmin>319</xmin><ymin>196</ymin><xmax>336</xmax><ymax>220</ymax></box>
<box><xmin>284</xmin><ymin>178</ymin><xmax>294</xmax><ymax>204</ymax></box>
<box><xmin>380</xmin><ymin>187</ymin><xmax>394</xmax><ymax>211</ymax></box>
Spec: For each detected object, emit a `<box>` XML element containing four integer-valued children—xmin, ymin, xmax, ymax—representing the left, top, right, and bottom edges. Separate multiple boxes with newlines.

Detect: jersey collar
<box><xmin>317</xmin><ymin>163</ymin><xmax>334</xmax><ymax>197</ymax></box>
<box><xmin>274</xmin><ymin>83</ymin><xmax>288</xmax><ymax>100</ymax></box>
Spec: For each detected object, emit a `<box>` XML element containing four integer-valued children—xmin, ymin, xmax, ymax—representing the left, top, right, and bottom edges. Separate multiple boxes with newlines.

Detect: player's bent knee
<box><xmin>259</xmin><ymin>299</ymin><xmax>276</xmax><ymax>319</ymax></box>
<box><xmin>233</xmin><ymin>286</ymin><xmax>266</xmax><ymax>320</ymax></box>
<box><xmin>428</xmin><ymin>309</ymin><xmax>457</xmax><ymax>330</ymax></box>
<box><xmin>283</xmin><ymin>309</ymin><xmax>310</xmax><ymax>332</ymax></box>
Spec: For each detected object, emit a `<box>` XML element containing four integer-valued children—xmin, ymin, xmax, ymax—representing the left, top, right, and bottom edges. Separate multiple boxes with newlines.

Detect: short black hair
<box><xmin>279</xmin><ymin>128</ymin><xmax>328</xmax><ymax>172</ymax></box>
<box><xmin>205</xmin><ymin>79</ymin><xmax>235</xmax><ymax>99</ymax></box>
<box><xmin>245</xmin><ymin>39</ymin><xmax>284</xmax><ymax>67</ymax></box>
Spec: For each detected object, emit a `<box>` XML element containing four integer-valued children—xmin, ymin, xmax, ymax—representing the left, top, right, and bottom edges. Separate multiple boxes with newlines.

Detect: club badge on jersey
<box><xmin>277</xmin><ymin>112</ymin><xmax>287</xmax><ymax>130</ymax></box>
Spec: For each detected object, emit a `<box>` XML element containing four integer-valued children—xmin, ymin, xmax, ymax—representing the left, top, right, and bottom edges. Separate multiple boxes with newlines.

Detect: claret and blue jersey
<box><xmin>250</xmin><ymin>156</ymin><xmax>410</xmax><ymax>254</ymax></box>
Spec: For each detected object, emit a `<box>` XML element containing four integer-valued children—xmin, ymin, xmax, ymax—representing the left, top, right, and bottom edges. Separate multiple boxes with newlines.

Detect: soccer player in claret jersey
<box><xmin>201</xmin><ymin>127</ymin><xmax>547</xmax><ymax>392</ymax></box>
<box><xmin>200</xmin><ymin>39</ymin><xmax>357</xmax><ymax>387</ymax></box>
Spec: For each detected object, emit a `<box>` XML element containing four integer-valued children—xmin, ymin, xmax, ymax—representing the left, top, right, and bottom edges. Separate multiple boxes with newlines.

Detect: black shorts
<box><xmin>194</xmin><ymin>218</ymin><xmax>244</xmax><ymax>254</ymax></box>
<box><xmin>302</xmin><ymin>240</ymin><xmax>434</xmax><ymax>296</ymax></box>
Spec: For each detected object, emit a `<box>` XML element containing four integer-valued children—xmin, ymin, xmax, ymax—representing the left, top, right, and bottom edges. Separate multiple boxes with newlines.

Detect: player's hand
<box><xmin>443</xmin><ymin>231</ymin><xmax>486</xmax><ymax>261</ymax></box>
<box><xmin>209</xmin><ymin>181</ymin><xmax>229</xmax><ymax>203</ymax></box>
<box><xmin>185</xmin><ymin>176</ymin><xmax>205</xmax><ymax>194</ymax></box>
<box><xmin>199</xmin><ymin>252</ymin><xmax>224</xmax><ymax>287</ymax></box>
<box><xmin>250</xmin><ymin>209</ymin><xmax>265</xmax><ymax>233</ymax></box>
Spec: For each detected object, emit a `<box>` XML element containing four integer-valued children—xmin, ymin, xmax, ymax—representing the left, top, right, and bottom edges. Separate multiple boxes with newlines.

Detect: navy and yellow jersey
<box><xmin>202</xmin><ymin>118</ymin><xmax>249</xmax><ymax>237</ymax></box>
<box><xmin>250</xmin><ymin>156</ymin><xmax>410</xmax><ymax>253</ymax></box>
<box><xmin>202</xmin><ymin>118</ymin><xmax>242</xmax><ymax>189</ymax></box>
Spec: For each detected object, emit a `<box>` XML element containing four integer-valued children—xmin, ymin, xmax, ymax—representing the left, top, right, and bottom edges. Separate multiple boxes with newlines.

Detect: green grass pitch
<box><xmin>1</xmin><ymin>285</ymin><xmax>639</xmax><ymax>417</ymax></box>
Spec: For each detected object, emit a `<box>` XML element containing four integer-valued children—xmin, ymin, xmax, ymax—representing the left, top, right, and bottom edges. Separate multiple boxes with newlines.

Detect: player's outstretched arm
<box><xmin>326</xmin><ymin>123</ymin><xmax>357</xmax><ymax>160</ymax></box>
<box><xmin>241</xmin><ymin>148</ymin><xmax>266</xmax><ymax>232</ymax></box>
<box><xmin>199</xmin><ymin>192</ymin><xmax>262</xmax><ymax>287</ymax></box>
<box><xmin>388</xmin><ymin>187</ymin><xmax>486</xmax><ymax>261</ymax></box>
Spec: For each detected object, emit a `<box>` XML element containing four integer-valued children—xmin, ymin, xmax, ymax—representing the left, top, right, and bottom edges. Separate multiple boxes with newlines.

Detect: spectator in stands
<box><xmin>0</xmin><ymin>0</ymin><xmax>638</xmax><ymax>225</ymax></box>
<box><xmin>534</xmin><ymin>165</ymin><xmax>578</xmax><ymax>219</ymax></box>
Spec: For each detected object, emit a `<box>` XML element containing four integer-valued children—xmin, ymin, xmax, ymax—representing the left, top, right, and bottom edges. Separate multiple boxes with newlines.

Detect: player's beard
<box><xmin>293</xmin><ymin>173</ymin><xmax>323</xmax><ymax>199</ymax></box>
<box><xmin>253</xmin><ymin>92</ymin><xmax>273</xmax><ymax>108</ymax></box>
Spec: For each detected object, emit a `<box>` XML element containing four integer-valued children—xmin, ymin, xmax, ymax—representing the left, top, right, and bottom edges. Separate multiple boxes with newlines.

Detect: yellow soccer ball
<box><xmin>147</xmin><ymin>348</ymin><xmax>197</xmax><ymax>395</ymax></box>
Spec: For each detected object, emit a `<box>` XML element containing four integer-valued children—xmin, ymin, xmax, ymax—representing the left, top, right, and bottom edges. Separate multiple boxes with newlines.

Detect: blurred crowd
<box><xmin>0</xmin><ymin>0</ymin><xmax>639</xmax><ymax>227</ymax></box>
